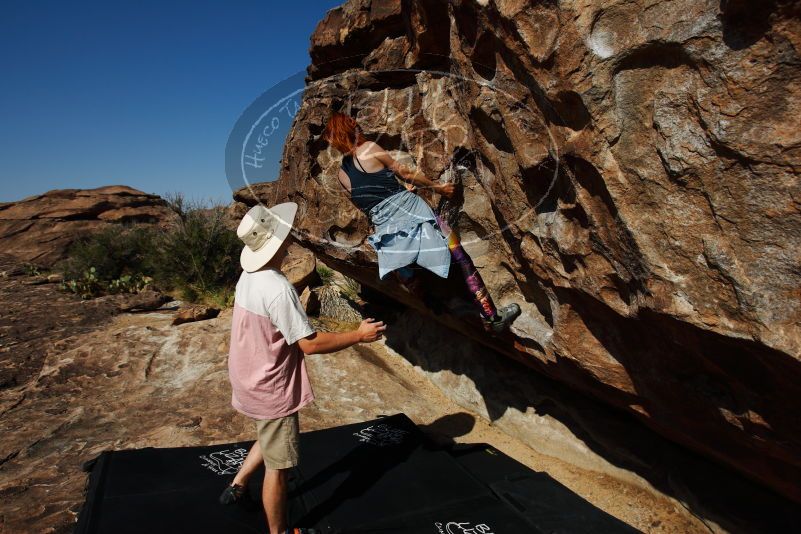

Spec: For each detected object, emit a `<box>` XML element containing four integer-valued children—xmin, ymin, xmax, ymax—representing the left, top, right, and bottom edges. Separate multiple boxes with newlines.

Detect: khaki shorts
<box><xmin>255</xmin><ymin>411</ymin><xmax>299</xmax><ymax>470</ymax></box>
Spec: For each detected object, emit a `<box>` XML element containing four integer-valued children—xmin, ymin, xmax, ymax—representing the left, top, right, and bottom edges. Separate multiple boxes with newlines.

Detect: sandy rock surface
<box><xmin>1</xmin><ymin>272</ymin><xmax>798</xmax><ymax>533</ymax></box>
<box><xmin>0</xmin><ymin>255</ymin><xmax>120</xmax><ymax>391</ymax></box>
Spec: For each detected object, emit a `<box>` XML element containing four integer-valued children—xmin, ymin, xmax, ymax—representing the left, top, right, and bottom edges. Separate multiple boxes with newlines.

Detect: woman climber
<box><xmin>322</xmin><ymin>112</ymin><xmax>521</xmax><ymax>333</ymax></box>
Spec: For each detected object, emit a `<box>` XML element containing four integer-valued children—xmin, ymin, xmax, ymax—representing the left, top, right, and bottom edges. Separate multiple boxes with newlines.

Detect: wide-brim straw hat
<box><xmin>237</xmin><ymin>202</ymin><xmax>298</xmax><ymax>272</ymax></box>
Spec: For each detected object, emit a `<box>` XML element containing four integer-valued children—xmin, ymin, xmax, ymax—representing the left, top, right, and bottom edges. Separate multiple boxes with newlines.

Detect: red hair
<box><xmin>323</xmin><ymin>112</ymin><xmax>368</xmax><ymax>154</ymax></box>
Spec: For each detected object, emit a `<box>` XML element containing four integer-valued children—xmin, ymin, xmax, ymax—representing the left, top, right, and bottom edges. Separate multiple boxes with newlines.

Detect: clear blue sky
<box><xmin>0</xmin><ymin>0</ymin><xmax>343</xmax><ymax>204</ymax></box>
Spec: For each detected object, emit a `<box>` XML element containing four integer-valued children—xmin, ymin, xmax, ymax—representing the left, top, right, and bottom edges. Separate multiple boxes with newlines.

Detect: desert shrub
<box><xmin>59</xmin><ymin>193</ymin><xmax>241</xmax><ymax>304</ymax></box>
<box><xmin>316</xmin><ymin>264</ymin><xmax>335</xmax><ymax>285</ymax></box>
<box><xmin>316</xmin><ymin>263</ymin><xmax>361</xmax><ymax>303</ymax></box>
<box><xmin>61</xmin><ymin>266</ymin><xmax>104</xmax><ymax>299</ymax></box>
<box><xmin>336</xmin><ymin>275</ymin><xmax>362</xmax><ymax>304</ymax></box>
<box><xmin>23</xmin><ymin>263</ymin><xmax>41</xmax><ymax>276</ymax></box>
<box><xmin>146</xmin><ymin>194</ymin><xmax>241</xmax><ymax>304</ymax></box>
<box><xmin>202</xmin><ymin>286</ymin><xmax>236</xmax><ymax>309</ymax></box>
<box><xmin>59</xmin><ymin>224</ymin><xmax>156</xmax><ymax>283</ymax></box>
<box><xmin>62</xmin><ymin>269</ymin><xmax>154</xmax><ymax>299</ymax></box>
<box><xmin>107</xmin><ymin>273</ymin><xmax>152</xmax><ymax>294</ymax></box>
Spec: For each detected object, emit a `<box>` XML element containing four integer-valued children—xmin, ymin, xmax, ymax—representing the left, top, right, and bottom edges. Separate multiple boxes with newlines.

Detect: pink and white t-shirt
<box><xmin>227</xmin><ymin>268</ymin><xmax>316</xmax><ymax>420</ymax></box>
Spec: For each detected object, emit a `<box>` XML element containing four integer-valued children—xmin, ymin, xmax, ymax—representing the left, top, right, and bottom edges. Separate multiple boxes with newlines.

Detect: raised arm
<box><xmin>370</xmin><ymin>142</ymin><xmax>455</xmax><ymax>198</ymax></box>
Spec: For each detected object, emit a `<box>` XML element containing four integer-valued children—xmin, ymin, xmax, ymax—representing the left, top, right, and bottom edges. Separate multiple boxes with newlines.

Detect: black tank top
<box><xmin>341</xmin><ymin>152</ymin><xmax>406</xmax><ymax>214</ymax></box>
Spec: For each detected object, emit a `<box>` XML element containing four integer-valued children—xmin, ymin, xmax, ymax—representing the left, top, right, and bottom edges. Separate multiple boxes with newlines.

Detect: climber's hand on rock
<box><xmin>357</xmin><ymin>317</ymin><xmax>386</xmax><ymax>342</ymax></box>
<box><xmin>435</xmin><ymin>183</ymin><xmax>456</xmax><ymax>198</ymax></box>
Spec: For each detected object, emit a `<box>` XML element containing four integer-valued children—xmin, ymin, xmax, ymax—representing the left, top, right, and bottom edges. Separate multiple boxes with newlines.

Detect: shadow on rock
<box><xmin>419</xmin><ymin>412</ymin><xmax>476</xmax><ymax>446</ymax></box>
<box><xmin>377</xmin><ymin>300</ymin><xmax>801</xmax><ymax>533</ymax></box>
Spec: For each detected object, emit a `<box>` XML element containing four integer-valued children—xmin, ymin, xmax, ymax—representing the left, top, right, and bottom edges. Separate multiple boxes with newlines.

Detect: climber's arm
<box><xmin>371</xmin><ymin>143</ymin><xmax>454</xmax><ymax>197</ymax></box>
<box><xmin>338</xmin><ymin>168</ymin><xmax>352</xmax><ymax>193</ymax></box>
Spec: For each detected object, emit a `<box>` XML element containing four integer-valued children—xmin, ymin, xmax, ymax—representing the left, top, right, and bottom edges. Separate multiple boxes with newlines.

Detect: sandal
<box><xmin>218</xmin><ymin>481</ymin><xmax>246</xmax><ymax>505</ymax></box>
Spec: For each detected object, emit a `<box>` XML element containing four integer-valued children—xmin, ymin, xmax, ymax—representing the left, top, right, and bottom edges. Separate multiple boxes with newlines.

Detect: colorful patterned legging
<box><xmin>395</xmin><ymin>214</ymin><xmax>498</xmax><ymax>321</ymax></box>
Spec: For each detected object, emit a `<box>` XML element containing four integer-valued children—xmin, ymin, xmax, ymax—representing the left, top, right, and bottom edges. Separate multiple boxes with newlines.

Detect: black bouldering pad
<box><xmin>74</xmin><ymin>439</ymin><xmax>273</xmax><ymax>533</ymax></box>
<box><xmin>449</xmin><ymin>442</ymin><xmax>536</xmax><ymax>485</ymax></box>
<box><xmin>75</xmin><ymin>414</ymin><xmax>634</xmax><ymax>533</ymax></box>
<box><xmin>490</xmin><ymin>474</ymin><xmax>639</xmax><ymax>533</ymax></box>
<box><xmin>292</xmin><ymin>415</ymin><xmax>497</xmax><ymax>530</ymax></box>
<box><xmin>450</xmin><ymin>443</ymin><xmax>640</xmax><ymax>533</ymax></box>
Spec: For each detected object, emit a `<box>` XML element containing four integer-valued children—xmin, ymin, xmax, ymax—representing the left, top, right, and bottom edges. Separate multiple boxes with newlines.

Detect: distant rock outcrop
<box><xmin>172</xmin><ymin>305</ymin><xmax>221</xmax><ymax>326</ymax></box>
<box><xmin>235</xmin><ymin>0</ymin><xmax>801</xmax><ymax>501</ymax></box>
<box><xmin>0</xmin><ymin>186</ymin><xmax>175</xmax><ymax>266</ymax></box>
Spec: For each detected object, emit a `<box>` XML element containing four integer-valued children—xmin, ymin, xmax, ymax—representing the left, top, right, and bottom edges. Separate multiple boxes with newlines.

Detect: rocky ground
<box><xmin>1</xmin><ymin>258</ymin><xmax>799</xmax><ymax>533</ymax></box>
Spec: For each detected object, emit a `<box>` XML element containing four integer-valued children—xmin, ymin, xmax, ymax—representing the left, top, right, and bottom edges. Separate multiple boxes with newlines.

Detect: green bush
<box><xmin>23</xmin><ymin>263</ymin><xmax>41</xmax><ymax>276</ymax></box>
<box><xmin>61</xmin><ymin>266</ymin><xmax>104</xmax><ymax>299</ymax></box>
<box><xmin>58</xmin><ymin>193</ymin><xmax>241</xmax><ymax>305</ymax></box>
<box><xmin>108</xmin><ymin>273</ymin><xmax>152</xmax><ymax>294</ymax></box>
<box><xmin>316</xmin><ymin>264</ymin><xmax>335</xmax><ymax>286</ymax></box>
<box><xmin>148</xmin><ymin>194</ymin><xmax>241</xmax><ymax>304</ymax></box>
<box><xmin>59</xmin><ymin>224</ymin><xmax>156</xmax><ymax>283</ymax></box>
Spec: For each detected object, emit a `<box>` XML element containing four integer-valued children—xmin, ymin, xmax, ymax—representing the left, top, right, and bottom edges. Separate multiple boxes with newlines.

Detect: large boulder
<box><xmin>0</xmin><ymin>185</ymin><xmax>176</xmax><ymax>267</ymax></box>
<box><xmin>234</xmin><ymin>0</ymin><xmax>801</xmax><ymax>501</ymax></box>
<box><xmin>281</xmin><ymin>244</ymin><xmax>319</xmax><ymax>292</ymax></box>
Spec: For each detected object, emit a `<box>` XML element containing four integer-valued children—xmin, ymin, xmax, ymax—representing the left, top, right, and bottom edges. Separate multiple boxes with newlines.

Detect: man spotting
<box><xmin>222</xmin><ymin>202</ymin><xmax>385</xmax><ymax>534</ymax></box>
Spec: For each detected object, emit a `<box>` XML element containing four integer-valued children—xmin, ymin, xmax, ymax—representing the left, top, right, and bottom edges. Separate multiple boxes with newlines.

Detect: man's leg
<box><xmin>233</xmin><ymin>440</ymin><xmax>263</xmax><ymax>487</ymax></box>
<box><xmin>256</xmin><ymin>412</ymin><xmax>300</xmax><ymax>533</ymax></box>
<box><xmin>263</xmin><ymin>468</ymin><xmax>289</xmax><ymax>534</ymax></box>
<box><xmin>220</xmin><ymin>440</ymin><xmax>263</xmax><ymax>504</ymax></box>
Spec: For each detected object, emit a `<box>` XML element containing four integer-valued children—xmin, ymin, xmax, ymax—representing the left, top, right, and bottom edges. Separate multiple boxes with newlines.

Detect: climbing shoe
<box><xmin>218</xmin><ymin>481</ymin><xmax>246</xmax><ymax>505</ymax></box>
<box><xmin>482</xmin><ymin>303</ymin><xmax>521</xmax><ymax>334</ymax></box>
